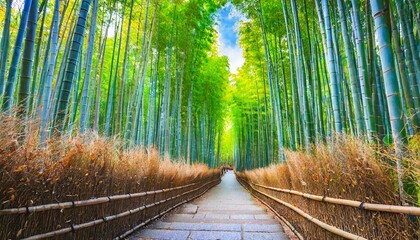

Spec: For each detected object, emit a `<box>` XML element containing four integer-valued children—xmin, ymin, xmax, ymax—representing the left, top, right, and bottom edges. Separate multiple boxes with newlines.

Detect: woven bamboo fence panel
<box><xmin>237</xmin><ymin>175</ymin><xmax>418</xmax><ymax>240</ymax></box>
<box><xmin>0</xmin><ymin>170</ymin><xmax>224</xmax><ymax>239</ymax></box>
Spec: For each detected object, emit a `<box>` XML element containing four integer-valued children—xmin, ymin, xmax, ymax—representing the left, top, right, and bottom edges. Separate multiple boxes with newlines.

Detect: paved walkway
<box><xmin>130</xmin><ymin>171</ymin><xmax>288</xmax><ymax>240</ymax></box>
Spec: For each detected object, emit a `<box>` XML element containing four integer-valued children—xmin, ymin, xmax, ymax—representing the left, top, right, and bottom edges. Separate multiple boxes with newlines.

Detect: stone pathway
<box><xmin>130</xmin><ymin>171</ymin><xmax>288</xmax><ymax>240</ymax></box>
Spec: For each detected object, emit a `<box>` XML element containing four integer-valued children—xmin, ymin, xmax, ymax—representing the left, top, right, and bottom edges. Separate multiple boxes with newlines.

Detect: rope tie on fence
<box><xmin>70</xmin><ymin>223</ymin><xmax>75</xmax><ymax>233</ymax></box>
<box><xmin>71</xmin><ymin>200</ymin><xmax>76</xmax><ymax>208</ymax></box>
<box><xmin>321</xmin><ymin>196</ymin><xmax>326</xmax><ymax>202</ymax></box>
<box><xmin>25</xmin><ymin>205</ymin><xmax>30</xmax><ymax>215</ymax></box>
<box><xmin>359</xmin><ymin>202</ymin><xmax>365</xmax><ymax>210</ymax></box>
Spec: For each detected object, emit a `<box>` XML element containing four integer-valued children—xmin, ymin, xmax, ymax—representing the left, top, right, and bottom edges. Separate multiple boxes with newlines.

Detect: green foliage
<box><xmin>0</xmin><ymin>0</ymin><xmax>418</xmax><ymax>193</ymax></box>
<box><xmin>0</xmin><ymin>0</ymin><xmax>231</xmax><ymax>167</ymax></box>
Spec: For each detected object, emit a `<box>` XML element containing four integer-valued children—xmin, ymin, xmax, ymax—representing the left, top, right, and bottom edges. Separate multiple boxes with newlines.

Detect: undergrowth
<box><xmin>237</xmin><ymin>135</ymin><xmax>419</xmax><ymax>239</ymax></box>
<box><xmin>0</xmin><ymin>115</ymin><xmax>220</xmax><ymax>239</ymax></box>
<box><xmin>0</xmin><ymin>116</ymin><xmax>217</xmax><ymax>208</ymax></box>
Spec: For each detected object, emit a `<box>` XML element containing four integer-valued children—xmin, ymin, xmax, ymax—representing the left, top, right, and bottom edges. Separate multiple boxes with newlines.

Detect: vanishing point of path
<box><xmin>130</xmin><ymin>171</ymin><xmax>289</xmax><ymax>240</ymax></box>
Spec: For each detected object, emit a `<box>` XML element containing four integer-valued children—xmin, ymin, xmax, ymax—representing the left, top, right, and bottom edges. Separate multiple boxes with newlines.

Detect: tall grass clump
<box><xmin>0</xmin><ymin>115</ymin><xmax>221</xmax><ymax>239</ymax></box>
<box><xmin>237</xmin><ymin>135</ymin><xmax>419</xmax><ymax>239</ymax></box>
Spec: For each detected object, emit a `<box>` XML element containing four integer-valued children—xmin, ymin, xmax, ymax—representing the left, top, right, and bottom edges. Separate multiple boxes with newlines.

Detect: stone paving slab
<box><xmin>194</xmin><ymin>201</ymin><xmax>257</xmax><ymax>205</ymax></box>
<box><xmin>189</xmin><ymin>231</ymin><xmax>242</xmax><ymax>240</ymax></box>
<box><xmin>193</xmin><ymin>210</ymin><xmax>267</xmax><ymax>215</ymax></box>
<box><xmin>167</xmin><ymin>213</ymin><xmax>194</xmax><ymax>219</ymax></box>
<box><xmin>204</xmin><ymin>213</ymin><xmax>230</xmax><ymax>219</ymax></box>
<box><xmin>192</xmin><ymin>214</ymin><xmax>206</xmax><ymax>219</ymax></box>
<box><xmin>195</xmin><ymin>201</ymin><xmax>257</xmax><ymax>204</ymax></box>
<box><xmin>254</xmin><ymin>214</ymin><xmax>274</xmax><ymax>220</ymax></box>
<box><xmin>130</xmin><ymin>171</ymin><xmax>288</xmax><ymax>240</ymax></box>
<box><xmin>198</xmin><ymin>205</ymin><xmax>262</xmax><ymax>211</ymax></box>
<box><xmin>135</xmin><ymin>229</ymin><xmax>190</xmax><ymax>240</ymax></box>
<box><xmin>161</xmin><ymin>217</ymin><xmax>279</xmax><ymax>224</ymax></box>
<box><xmin>180</xmin><ymin>204</ymin><xmax>199</xmax><ymax>214</ymax></box>
<box><xmin>150</xmin><ymin>222</ymin><xmax>243</xmax><ymax>231</ymax></box>
<box><xmin>243</xmin><ymin>224</ymin><xmax>283</xmax><ymax>232</ymax></box>
<box><xmin>230</xmin><ymin>214</ymin><xmax>255</xmax><ymax>220</ymax></box>
<box><xmin>243</xmin><ymin>232</ymin><xmax>289</xmax><ymax>240</ymax></box>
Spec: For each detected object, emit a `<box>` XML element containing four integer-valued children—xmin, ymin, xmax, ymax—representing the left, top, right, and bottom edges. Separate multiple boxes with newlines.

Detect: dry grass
<box><xmin>0</xmin><ymin>115</ymin><xmax>220</xmax><ymax>239</ymax></box>
<box><xmin>237</xmin><ymin>135</ymin><xmax>419</xmax><ymax>240</ymax></box>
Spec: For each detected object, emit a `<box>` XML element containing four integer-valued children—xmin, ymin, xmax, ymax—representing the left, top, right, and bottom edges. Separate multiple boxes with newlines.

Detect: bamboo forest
<box><xmin>0</xmin><ymin>0</ymin><xmax>419</xmax><ymax>239</ymax></box>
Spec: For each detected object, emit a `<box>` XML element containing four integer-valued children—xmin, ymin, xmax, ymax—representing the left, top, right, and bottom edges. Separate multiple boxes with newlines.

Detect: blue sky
<box><xmin>216</xmin><ymin>3</ymin><xmax>245</xmax><ymax>75</ymax></box>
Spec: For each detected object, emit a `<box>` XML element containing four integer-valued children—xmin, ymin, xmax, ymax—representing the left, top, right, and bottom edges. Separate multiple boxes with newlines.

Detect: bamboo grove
<box><xmin>229</xmin><ymin>0</ymin><xmax>419</xmax><ymax>175</ymax></box>
<box><xmin>0</xmin><ymin>0</ymin><xmax>231</xmax><ymax>168</ymax></box>
<box><xmin>0</xmin><ymin>0</ymin><xmax>419</xmax><ymax>196</ymax></box>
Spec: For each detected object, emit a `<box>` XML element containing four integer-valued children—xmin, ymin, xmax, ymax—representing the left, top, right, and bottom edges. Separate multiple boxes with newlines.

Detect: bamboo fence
<box><xmin>237</xmin><ymin>175</ymin><xmax>417</xmax><ymax>240</ymax></box>
<box><xmin>244</xmin><ymin>185</ymin><xmax>305</xmax><ymax>240</ymax></box>
<box><xmin>0</xmin><ymin>170</ymin><xmax>225</xmax><ymax>239</ymax></box>
<box><xmin>0</xmin><ymin>182</ymin><xmax>198</xmax><ymax>215</ymax></box>
<box><xmin>253</xmin><ymin>183</ymin><xmax>420</xmax><ymax>215</ymax></box>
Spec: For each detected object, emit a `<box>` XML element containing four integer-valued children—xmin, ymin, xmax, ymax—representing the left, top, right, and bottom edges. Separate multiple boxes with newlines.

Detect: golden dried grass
<box><xmin>0</xmin><ymin>115</ymin><xmax>219</xmax><ymax>239</ymax></box>
<box><xmin>238</xmin><ymin>135</ymin><xmax>419</xmax><ymax>239</ymax></box>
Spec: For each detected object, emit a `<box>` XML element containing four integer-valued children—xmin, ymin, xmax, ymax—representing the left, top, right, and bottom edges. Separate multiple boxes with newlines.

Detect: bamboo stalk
<box><xmin>237</xmin><ymin>177</ymin><xmax>367</xmax><ymax>240</ymax></box>
<box><xmin>21</xmin><ymin>178</ymin><xmax>220</xmax><ymax>240</ymax></box>
<box><xmin>253</xmin><ymin>183</ymin><xmax>420</xmax><ymax>215</ymax></box>
<box><xmin>0</xmin><ymin>182</ymin><xmax>199</xmax><ymax>215</ymax></box>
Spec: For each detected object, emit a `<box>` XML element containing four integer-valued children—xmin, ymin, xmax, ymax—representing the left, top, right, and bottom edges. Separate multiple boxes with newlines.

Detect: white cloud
<box><xmin>218</xmin><ymin>38</ymin><xmax>244</xmax><ymax>75</ymax></box>
<box><xmin>228</xmin><ymin>4</ymin><xmax>244</xmax><ymax>20</ymax></box>
<box><xmin>215</xmin><ymin>5</ymin><xmax>246</xmax><ymax>75</ymax></box>
<box><xmin>12</xmin><ymin>0</ymin><xmax>24</xmax><ymax>9</ymax></box>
